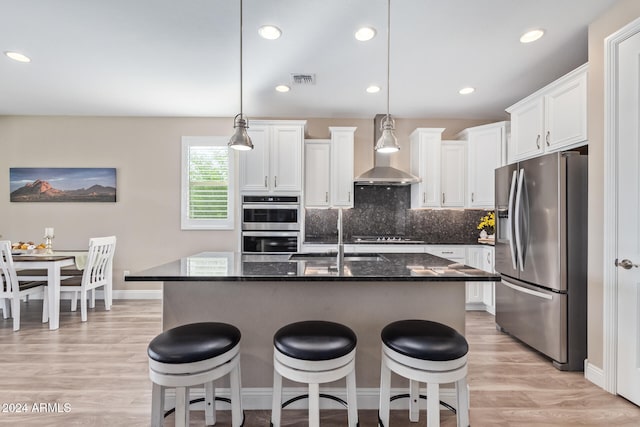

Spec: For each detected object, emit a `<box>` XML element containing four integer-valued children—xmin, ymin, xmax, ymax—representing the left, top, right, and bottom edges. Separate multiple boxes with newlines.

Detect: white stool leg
<box><xmin>230</xmin><ymin>362</ymin><xmax>243</xmax><ymax>427</ymax></box>
<box><xmin>151</xmin><ymin>383</ymin><xmax>165</xmax><ymax>427</ymax></box>
<box><xmin>346</xmin><ymin>368</ymin><xmax>358</xmax><ymax>426</ymax></box>
<box><xmin>308</xmin><ymin>382</ymin><xmax>320</xmax><ymax>427</ymax></box>
<box><xmin>409</xmin><ymin>379</ymin><xmax>420</xmax><ymax>422</ymax></box>
<box><xmin>90</xmin><ymin>288</ymin><xmax>96</xmax><ymax>308</ymax></box>
<box><xmin>205</xmin><ymin>381</ymin><xmax>215</xmax><ymax>426</ymax></box>
<box><xmin>1</xmin><ymin>298</ymin><xmax>9</xmax><ymax>319</ymax></box>
<box><xmin>456</xmin><ymin>377</ymin><xmax>470</xmax><ymax>427</ymax></box>
<box><xmin>271</xmin><ymin>369</ymin><xmax>283</xmax><ymax>427</ymax></box>
<box><xmin>378</xmin><ymin>354</ymin><xmax>392</xmax><ymax>427</ymax></box>
<box><xmin>426</xmin><ymin>382</ymin><xmax>440</xmax><ymax>427</ymax></box>
<box><xmin>174</xmin><ymin>386</ymin><xmax>188</xmax><ymax>427</ymax></box>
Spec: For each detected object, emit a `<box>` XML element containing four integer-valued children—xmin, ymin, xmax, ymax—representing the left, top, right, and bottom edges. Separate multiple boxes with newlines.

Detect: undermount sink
<box><xmin>288</xmin><ymin>253</ymin><xmax>386</xmax><ymax>262</ymax></box>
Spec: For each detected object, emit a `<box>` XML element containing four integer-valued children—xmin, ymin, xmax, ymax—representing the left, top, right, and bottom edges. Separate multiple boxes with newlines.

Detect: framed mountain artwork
<box><xmin>10</xmin><ymin>168</ymin><xmax>117</xmax><ymax>202</ymax></box>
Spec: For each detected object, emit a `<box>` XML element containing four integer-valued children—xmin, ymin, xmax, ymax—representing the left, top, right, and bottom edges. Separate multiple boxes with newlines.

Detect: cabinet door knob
<box><xmin>546</xmin><ymin>131</ymin><xmax>551</xmax><ymax>147</ymax></box>
<box><xmin>536</xmin><ymin>134</ymin><xmax>541</xmax><ymax>149</ymax></box>
<box><xmin>325</xmin><ymin>192</ymin><xmax>328</xmax><ymax>203</ymax></box>
<box><xmin>348</xmin><ymin>191</ymin><xmax>351</xmax><ymax>202</ymax></box>
<box><xmin>442</xmin><ymin>193</ymin><xmax>445</xmax><ymax>204</ymax></box>
<box><xmin>274</xmin><ymin>176</ymin><xmax>278</xmax><ymax>187</ymax></box>
<box><xmin>471</xmin><ymin>192</ymin><xmax>475</xmax><ymax>203</ymax></box>
<box><xmin>423</xmin><ymin>192</ymin><xmax>426</xmax><ymax>203</ymax></box>
<box><xmin>264</xmin><ymin>176</ymin><xmax>268</xmax><ymax>188</ymax></box>
<box><xmin>615</xmin><ymin>258</ymin><xmax>639</xmax><ymax>269</ymax></box>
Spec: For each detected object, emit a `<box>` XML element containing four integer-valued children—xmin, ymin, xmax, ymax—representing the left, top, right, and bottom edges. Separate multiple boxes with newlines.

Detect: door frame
<box><xmin>603</xmin><ymin>15</ymin><xmax>640</xmax><ymax>394</ymax></box>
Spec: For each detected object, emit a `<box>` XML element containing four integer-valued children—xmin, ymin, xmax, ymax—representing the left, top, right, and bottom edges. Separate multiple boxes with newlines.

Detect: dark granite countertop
<box><xmin>125</xmin><ymin>251</ymin><xmax>500</xmax><ymax>282</ymax></box>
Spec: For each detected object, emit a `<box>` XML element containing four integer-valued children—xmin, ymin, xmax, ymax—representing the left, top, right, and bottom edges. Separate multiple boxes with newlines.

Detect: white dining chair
<box><xmin>0</xmin><ymin>240</ymin><xmax>49</xmax><ymax>331</ymax></box>
<box><xmin>59</xmin><ymin>236</ymin><xmax>116</xmax><ymax>322</ymax></box>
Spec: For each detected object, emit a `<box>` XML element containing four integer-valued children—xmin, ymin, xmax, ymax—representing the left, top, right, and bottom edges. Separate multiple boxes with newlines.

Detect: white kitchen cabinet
<box><xmin>482</xmin><ymin>246</ymin><xmax>495</xmax><ymax>314</ymax></box>
<box><xmin>465</xmin><ymin>247</ymin><xmax>486</xmax><ymax>308</ymax></box>
<box><xmin>507</xmin><ymin>63</ymin><xmax>587</xmax><ymax>163</ymax></box>
<box><xmin>424</xmin><ymin>245</ymin><xmax>466</xmax><ymax>262</ymax></box>
<box><xmin>304</xmin><ymin>140</ymin><xmax>331</xmax><ymax>206</ymax></box>
<box><xmin>240</xmin><ymin>120</ymin><xmax>306</xmax><ymax>194</ymax></box>
<box><xmin>456</xmin><ymin>122</ymin><xmax>509</xmax><ymax>208</ymax></box>
<box><xmin>304</xmin><ymin>127</ymin><xmax>356</xmax><ymax>208</ymax></box>
<box><xmin>410</xmin><ymin>128</ymin><xmax>444</xmax><ymax>208</ymax></box>
<box><xmin>440</xmin><ymin>141</ymin><xmax>466</xmax><ymax>207</ymax></box>
<box><xmin>465</xmin><ymin>245</ymin><xmax>496</xmax><ymax>312</ymax></box>
<box><xmin>410</xmin><ymin>130</ymin><xmax>466</xmax><ymax>208</ymax></box>
<box><xmin>330</xmin><ymin>127</ymin><xmax>356</xmax><ymax>207</ymax></box>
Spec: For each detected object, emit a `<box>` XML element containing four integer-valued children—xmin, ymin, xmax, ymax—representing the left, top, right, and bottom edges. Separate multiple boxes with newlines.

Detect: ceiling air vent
<box><xmin>290</xmin><ymin>73</ymin><xmax>316</xmax><ymax>85</ymax></box>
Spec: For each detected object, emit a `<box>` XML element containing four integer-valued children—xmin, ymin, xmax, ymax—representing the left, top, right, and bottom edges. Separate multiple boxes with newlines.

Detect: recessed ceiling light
<box><xmin>275</xmin><ymin>85</ymin><xmax>290</xmax><ymax>93</ymax></box>
<box><xmin>258</xmin><ymin>25</ymin><xmax>282</xmax><ymax>40</ymax></box>
<box><xmin>459</xmin><ymin>87</ymin><xmax>475</xmax><ymax>95</ymax></box>
<box><xmin>366</xmin><ymin>85</ymin><xmax>381</xmax><ymax>93</ymax></box>
<box><xmin>4</xmin><ymin>51</ymin><xmax>31</xmax><ymax>63</ymax></box>
<box><xmin>520</xmin><ymin>29</ymin><xmax>545</xmax><ymax>43</ymax></box>
<box><xmin>355</xmin><ymin>27</ymin><xmax>376</xmax><ymax>41</ymax></box>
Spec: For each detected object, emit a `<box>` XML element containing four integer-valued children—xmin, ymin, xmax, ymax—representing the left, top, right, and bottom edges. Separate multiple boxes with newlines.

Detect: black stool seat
<box><xmin>274</xmin><ymin>320</ymin><xmax>357</xmax><ymax>361</ymax></box>
<box><xmin>381</xmin><ymin>320</ymin><xmax>468</xmax><ymax>362</ymax></box>
<box><xmin>148</xmin><ymin>322</ymin><xmax>241</xmax><ymax>364</ymax></box>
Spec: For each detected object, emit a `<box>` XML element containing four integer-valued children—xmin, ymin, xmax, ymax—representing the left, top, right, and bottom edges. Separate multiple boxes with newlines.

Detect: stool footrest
<box><xmin>163</xmin><ymin>397</ymin><xmax>245</xmax><ymax>426</ymax></box>
<box><xmin>282</xmin><ymin>392</ymin><xmax>348</xmax><ymax>409</ymax></box>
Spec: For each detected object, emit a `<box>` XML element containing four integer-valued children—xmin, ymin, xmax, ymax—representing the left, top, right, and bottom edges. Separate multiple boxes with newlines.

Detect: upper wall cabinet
<box><xmin>440</xmin><ymin>140</ymin><xmax>467</xmax><ymax>207</ymax></box>
<box><xmin>240</xmin><ymin>120</ymin><xmax>306</xmax><ymax>194</ymax></box>
<box><xmin>410</xmin><ymin>128</ymin><xmax>467</xmax><ymax>208</ymax></box>
<box><xmin>506</xmin><ymin>63</ymin><xmax>587</xmax><ymax>163</ymax></box>
<box><xmin>304</xmin><ymin>127</ymin><xmax>356</xmax><ymax>208</ymax></box>
<box><xmin>456</xmin><ymin>121</ymin><xmax>509</xmax><ymax>209</ymax></box>
<box><xmin>410</xmin><ymin>128</ymin><xmax>445</xmax><ymax>208</ymax></box>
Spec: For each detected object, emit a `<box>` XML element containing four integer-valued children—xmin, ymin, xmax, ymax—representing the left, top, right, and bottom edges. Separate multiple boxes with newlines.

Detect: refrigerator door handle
<box><xmin>501</xmin><ymin>280</ymin><xmax>553</xmax><ymax>300</ymax></box>
<box><xmin>507</xmin><ymin>170</ymin><xmax>518</xmax><ymax>270</ymax></box>
<box><xmin>514</xmin><ymin>168</ymin><xmax>526</xmax><ymax>271</ymax></box>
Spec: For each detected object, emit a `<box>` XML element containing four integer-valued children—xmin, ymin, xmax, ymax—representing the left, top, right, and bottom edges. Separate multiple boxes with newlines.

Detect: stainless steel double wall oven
<box><xmin>241</xmin><ymin>195</ymin><xmax>300</xmax><ymax>253</ymax></box>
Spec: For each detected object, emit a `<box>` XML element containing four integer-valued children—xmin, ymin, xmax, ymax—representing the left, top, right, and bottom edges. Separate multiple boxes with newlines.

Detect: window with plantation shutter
<box><xmin>181</xmin><ymin>136</ymin><xmax>235</xmax><ymax>230</ymax></box>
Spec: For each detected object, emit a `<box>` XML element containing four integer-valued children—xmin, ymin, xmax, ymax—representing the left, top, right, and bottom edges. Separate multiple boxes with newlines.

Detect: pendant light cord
<box><xmin>240</xmin><ymin>0</ymin><xmax>244</xmax><ymax>117</ymax></box>
<box><xmin>385</xmin><ymin>0</ymin><xmax>390</xmax><ymax>121</ymax></box>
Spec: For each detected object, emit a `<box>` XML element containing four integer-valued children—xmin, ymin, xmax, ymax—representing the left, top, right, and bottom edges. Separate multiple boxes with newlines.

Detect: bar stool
<box><xmin>271</xmin><ymin>320</ymin><xmax>358</xmax><ymax>427</ymax></box>
<box><xmin>147</xmin><ymin>322</ymin><xmax>243</xmax><ymax>427</ymax></box>
<box><xmin>378</xmin><ymin>320</ymin><xmax>469</xmax><ymax>427</ymax></box>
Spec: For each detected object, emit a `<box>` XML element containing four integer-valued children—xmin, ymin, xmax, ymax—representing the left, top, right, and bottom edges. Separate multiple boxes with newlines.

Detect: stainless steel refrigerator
<box><xmin>494</xmin><ymin>151</ymin><xmax>587</xmax><ymax>371</ymax></box>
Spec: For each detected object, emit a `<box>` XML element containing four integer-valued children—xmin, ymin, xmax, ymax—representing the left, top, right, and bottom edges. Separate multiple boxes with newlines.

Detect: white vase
<box><xmin>479</xmin><ymin>230</ymin><xmax>488</xmax><ymax>239</ymax></box>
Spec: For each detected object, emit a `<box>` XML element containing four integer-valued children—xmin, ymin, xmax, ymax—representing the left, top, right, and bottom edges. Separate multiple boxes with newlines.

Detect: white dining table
<box><xmin>13</xmin><ymin>253</ymin><xmax>80</xmax><ymax>330</ymax></box>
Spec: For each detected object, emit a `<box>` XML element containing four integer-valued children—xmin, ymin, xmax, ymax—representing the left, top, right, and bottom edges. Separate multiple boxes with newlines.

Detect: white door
<box><xmin>616</xmin><ymin>28</ymin><xmax>640</xmax><ymax>406</ymax></box>
<box><xmin>240</xmin><ymin>125</ymin><xmax>269</xmax><ymax>192</ymax></box>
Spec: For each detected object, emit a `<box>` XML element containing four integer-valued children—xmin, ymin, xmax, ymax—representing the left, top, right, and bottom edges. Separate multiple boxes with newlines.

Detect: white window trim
<box><xmin>181</xmin><ymin>136</ymin><xmax>235</xmax><ymax>230</ymax></box>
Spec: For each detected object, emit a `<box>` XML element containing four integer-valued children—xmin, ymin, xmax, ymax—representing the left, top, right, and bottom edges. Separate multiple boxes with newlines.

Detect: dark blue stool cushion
<box><xmin>274</xmin><ymin>320</ymin><xmax>357</xmax><ymax>361</ymax></box>
<box><xmin>148</xmin><ymin>322</ymin><xmax>241</xmax><ymax>364</ymax></box>
<box><xmin>381</xmin><ymin>320</ymin><xmax>468</xmax><ymax>361</ymax></box>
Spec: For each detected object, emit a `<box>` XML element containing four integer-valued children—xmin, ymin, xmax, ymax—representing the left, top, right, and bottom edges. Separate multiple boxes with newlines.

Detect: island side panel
<box><xmin>163</xmin><ymin>280</ymin><xmax>465</xmax><ymax>389</ymax></box>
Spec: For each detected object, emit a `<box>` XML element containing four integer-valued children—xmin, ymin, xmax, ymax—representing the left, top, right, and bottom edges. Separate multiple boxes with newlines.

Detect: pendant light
<box><xmin>375</xmin><ymin>0</ymin><xmax>400</xmax><ymax>154</ymax></box>
<box><xmin>228</xmin><ymin>0</ymin><xmax>254</xmax><ymax>151</ymax></box>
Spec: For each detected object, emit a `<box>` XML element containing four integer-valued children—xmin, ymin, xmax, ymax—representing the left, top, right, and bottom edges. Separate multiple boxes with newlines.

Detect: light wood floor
<box><xmin>1</xmin><ymin>300</ymin><xmax>639</xmax><ymax>426</ymax></box>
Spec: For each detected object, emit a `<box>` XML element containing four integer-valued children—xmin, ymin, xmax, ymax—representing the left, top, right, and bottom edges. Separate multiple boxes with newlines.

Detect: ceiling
<box><xmin>0</xmin><ymin>0</ymin><xmax>618</xmax><ymax>120</ymax></box>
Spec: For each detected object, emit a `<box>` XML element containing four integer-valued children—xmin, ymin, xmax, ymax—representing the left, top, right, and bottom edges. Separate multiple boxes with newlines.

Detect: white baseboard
<box><xmin>584</xmin><ymin>359</ymin><xmax>606</xmax><ymax>390</ymax></box>
<box><xmin>163</xmin><ymin>387</ymin><xmax>458</xmax><ymax>411</ymax></box>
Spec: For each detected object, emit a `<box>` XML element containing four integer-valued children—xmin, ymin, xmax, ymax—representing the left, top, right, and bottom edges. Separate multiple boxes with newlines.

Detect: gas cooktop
<box><xmin>351</xmin><ymin>235</ymin><xmax>425</xmax><ymax>244</ymax></box>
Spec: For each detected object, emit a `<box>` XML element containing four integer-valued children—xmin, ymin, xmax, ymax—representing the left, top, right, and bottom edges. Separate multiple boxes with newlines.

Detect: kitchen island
<box><xmin>126</xmin><ymin>251</ymin><xmax>499</xmax><ymax>408</ymax></box>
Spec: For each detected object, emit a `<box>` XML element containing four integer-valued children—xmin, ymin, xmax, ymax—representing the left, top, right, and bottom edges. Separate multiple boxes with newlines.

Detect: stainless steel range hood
<box><xmin>354</xmin><ymin>114</ymin><xmax>420</xmax><ymax>185</ymax></box>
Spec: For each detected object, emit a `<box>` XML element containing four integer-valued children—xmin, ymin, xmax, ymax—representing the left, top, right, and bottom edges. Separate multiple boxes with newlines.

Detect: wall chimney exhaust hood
<box><xmin>354</xmin><ymin>114</ymin><xmax>420</xmax><ymax>185</ymax></box>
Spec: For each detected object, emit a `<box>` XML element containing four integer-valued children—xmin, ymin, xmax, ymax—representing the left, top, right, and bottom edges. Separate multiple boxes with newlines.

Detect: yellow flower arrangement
<box><xmin>477</xmin><ymin>211</ymin><xmax>495</xmax><ymax>234</ymax></box>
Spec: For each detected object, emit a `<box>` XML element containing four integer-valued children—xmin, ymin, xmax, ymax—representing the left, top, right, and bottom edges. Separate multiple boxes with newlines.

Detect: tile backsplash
<box><xmin>305</xmin><ymin>185</ymin><xmax>490</xmax><ymax>244</ymax></box>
